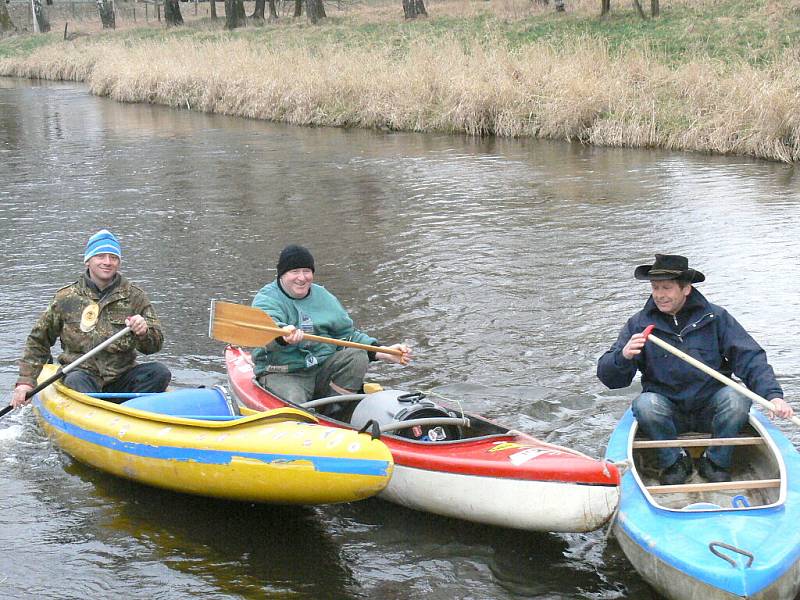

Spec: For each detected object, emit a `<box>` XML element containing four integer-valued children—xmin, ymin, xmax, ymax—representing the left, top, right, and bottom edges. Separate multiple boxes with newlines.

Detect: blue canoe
<box><xmin>606</xmin><ymin>408</ymin><xmax>800</xmax><ymax>600</ymax></box>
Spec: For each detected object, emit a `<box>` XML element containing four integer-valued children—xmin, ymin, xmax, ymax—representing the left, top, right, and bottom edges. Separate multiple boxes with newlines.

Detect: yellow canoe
<box><xmin>32</xmin><ymin>365</ymin><xmax>393</xmax><ymax>505</ymax></box>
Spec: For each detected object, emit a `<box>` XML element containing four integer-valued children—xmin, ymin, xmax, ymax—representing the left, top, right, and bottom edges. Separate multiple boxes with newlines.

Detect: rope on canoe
<box><xmin>603</xmin><ymin>459</ymin><xmax>631</xmax><ymax>540</ymax></box>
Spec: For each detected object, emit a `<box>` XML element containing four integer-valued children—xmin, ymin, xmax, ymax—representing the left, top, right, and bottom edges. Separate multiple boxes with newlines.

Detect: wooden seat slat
<box><xmin>632</xmin><ymin>437</ymin><xmax>764</xmax><ymax>449</ymax></box>
<box><xmin>646</xmin><ymin>478</ymin><xmax>781</xmax><ymax>494</ymax></box>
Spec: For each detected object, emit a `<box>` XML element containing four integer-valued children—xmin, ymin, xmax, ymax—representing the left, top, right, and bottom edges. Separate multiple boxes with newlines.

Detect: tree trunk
<box><xmin>210</xmin><ymin>0</ymin><xmax>217</xmax><ymax>19</ymax></box>
<box><xmin>225</xmin><ymin>0</ymin><xmax>244</xmax><ymax>28</ymax></box>
<box><xmin>600</xmin><ymin>0</ymin><xmax>610</xmax><ymax>16</ymax></box>
<box><xmin>252</xmin><ymin>0</ymin><xmax>266</xmax><ymax>19</ymax></box>
<box><xmin>268</xmin><ymin>0</ymin><xmax>278</xmax><ymax>20</ymax></box>
<box><xmin>293</xmin><ymin>0</ymin><xmax>302</xmax><ymax>16</ymax></box>
<box><xmin>236</xmin><ymin>0</ymin><xmax>246</xmax><ymax>20</ymax></box>
<box><xmin>631</xmin><ymin>0</ymin><xmax>646</xmax><ymax>18</ymax></box>
<box><xmin>650</xmin><ymin>0</ymin><xmax>659</xmax><ymax>16</ymax></box>
<box><xmin>306</xmin><ymin>0</ymin><xmax>324</xmax><ymax>23</ymax></box>
<box><xmin>0</xmin><ymin>0</ymin><xmax>15</xmax><ymax>32</ymax></box>
<box><xmin>164</xmin><ymin>0</ymin><xmax>183</xmax><ymax>25</ymax></box>
<box><xmin>404</xmin><ymin>0</ymin><xmax>427</xmax><ymax>18</ymax></box>
<box><xmin>96</xmin><ymin>0</ymin><xmax>115</xmax><ymax>28</ymax></box>
<box><xmin>31</xmin><ymin>0</ymin><xmax>50</xmax><ymax>32</ymax></box>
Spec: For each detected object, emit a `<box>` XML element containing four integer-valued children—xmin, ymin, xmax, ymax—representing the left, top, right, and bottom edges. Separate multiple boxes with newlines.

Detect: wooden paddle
<box><xmin>0</xmin><ymin>326</ymin><xmax>133</xmax><ymax>419</ymax></box>
<box><xmin>642</xmin><ymin>324</ymin><xmax>800</xmax><ymax>427</ymax></box>
<box><xmin>208</xmin><ymin>300</ymin><xmax>405</xmax><ymax>357</ymax></box>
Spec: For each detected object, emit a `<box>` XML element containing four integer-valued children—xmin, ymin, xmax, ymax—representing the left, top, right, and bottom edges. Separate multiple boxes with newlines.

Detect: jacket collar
<box><xmin>79</xmin><ymin>271</ymin><xmax>128</xmax><ymax>302</ymax></box>
<box><xmin>644</xmin><ymin>286</ymin><xmax>709</xmax><ymax>320</ymax></box>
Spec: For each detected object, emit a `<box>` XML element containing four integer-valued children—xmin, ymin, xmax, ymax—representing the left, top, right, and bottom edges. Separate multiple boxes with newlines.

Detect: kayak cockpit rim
<box><xmin>626</xmin><ymin>412</ymin><xmax>787</xmax><ymax>513</ymax></box>
<box><xmin>42</xmin><ymin>377</ymin><xmax>318</xmax><ymax>429</ymax></box>
<box><xmin>239</xmin><ymin>378</ymin><xmax>516</xmax><ymax>446</ymax></box>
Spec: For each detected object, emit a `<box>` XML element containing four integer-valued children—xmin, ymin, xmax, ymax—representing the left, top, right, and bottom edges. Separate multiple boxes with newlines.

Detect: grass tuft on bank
<box><xmin>1</xmin><ymin>0</ymin><xmax>799</xmax><ymax>161</ymax></box>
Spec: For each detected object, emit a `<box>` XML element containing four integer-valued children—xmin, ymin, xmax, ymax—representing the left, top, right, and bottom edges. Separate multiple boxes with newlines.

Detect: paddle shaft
<box><xmin>210</xmin><ymin>301</ymin><xmax>404</xmax><ymax>357</ymax></box>
<box><xmin>0</xmin><ymin>326</ymin><xmax>132</xmax><ymax>418</ymax></box>
<box><xmin>642</xmin><ymin>325</ymin><xmax>800</xmax><ymax>427</ymax></box>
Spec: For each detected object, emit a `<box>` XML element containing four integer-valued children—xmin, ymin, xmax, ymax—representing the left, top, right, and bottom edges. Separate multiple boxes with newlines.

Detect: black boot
<box><xmin>660</xmin><ymin>452</ymin><xmax>693</xmax><ymax>485</ymax></box>
<box><xmin>698</xmin><ymin>454</ymin><xmax>731</xmax><ymax>483</ymax></box>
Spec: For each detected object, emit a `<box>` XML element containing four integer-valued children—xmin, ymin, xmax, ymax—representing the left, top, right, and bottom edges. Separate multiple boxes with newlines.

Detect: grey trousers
<box><xmin>257</xmin><ymin>348</ymin><xmax>369</xmax><ymax>406</ymax></box>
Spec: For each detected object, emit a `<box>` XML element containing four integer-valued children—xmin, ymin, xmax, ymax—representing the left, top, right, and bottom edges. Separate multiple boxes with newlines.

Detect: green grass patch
<box><xmin>2</xmin><ymin>0</ymin><xmax>799</xmax><ymax>65</ymax></box>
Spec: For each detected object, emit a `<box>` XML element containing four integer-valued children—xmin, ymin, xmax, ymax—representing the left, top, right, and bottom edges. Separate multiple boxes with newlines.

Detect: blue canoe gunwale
<box><xmin>606</xmin><ymin>408</ymin><xmax>800</xmax><ymax>600</ymax></box>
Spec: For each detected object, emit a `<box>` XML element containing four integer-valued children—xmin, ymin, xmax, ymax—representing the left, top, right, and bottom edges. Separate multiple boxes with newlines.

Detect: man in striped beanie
<box><xmin>11</xmin><ymin>230</ymin><xmax>171</xmax><ymax>409</ymax></box>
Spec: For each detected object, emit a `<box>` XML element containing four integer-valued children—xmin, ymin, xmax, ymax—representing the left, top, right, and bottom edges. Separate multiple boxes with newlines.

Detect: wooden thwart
<box><xmin>633</xmin><ymin>437</ymin><xmax>765</xmax><ymax>449</ymax></box>
<box><xmin>209</xmin><ymin>300</ymin><xmax>404</xmax><ymax>357</ymax></box>
<box><xmin>647</xmin><ymin>478</ymin><xmax>781</xmax><ymax>495</ymax></box>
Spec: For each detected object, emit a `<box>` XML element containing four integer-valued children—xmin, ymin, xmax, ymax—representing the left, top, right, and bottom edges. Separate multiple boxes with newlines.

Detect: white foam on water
<box><xmin>0</xmin><ymin>425</ymin><xmax>24</xmax><ymax>442</ymax></box>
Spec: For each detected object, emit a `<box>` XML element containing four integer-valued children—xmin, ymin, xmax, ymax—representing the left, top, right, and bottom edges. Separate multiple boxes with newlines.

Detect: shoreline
<box><xmin>1</xmin><ymin>0</ymin><xmax>798</xmax><ymax>162</ymax></box>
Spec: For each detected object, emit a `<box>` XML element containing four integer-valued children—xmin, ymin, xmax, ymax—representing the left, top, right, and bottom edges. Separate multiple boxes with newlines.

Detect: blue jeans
<box><xmin>64</xmin><ymin>362</ymin><xmax>171</xmax><ymax>402</ymax></box>
<box><xmin>632</xmin><ymin>387</ymin><xmax>751</xmax><ymax>469</ymax></box>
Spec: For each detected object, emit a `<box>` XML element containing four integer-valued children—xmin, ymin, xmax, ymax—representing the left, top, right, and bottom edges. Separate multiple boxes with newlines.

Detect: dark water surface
<box><xmin>1</xmin><ymin>78</ymin><xmax>799</xmax><ymax>599</ymax></box>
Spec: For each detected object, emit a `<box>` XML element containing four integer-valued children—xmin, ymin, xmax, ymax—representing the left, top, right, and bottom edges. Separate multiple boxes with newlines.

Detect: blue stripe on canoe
<box><xmin>35</xmin><ymin>399</ymin><xmax>391</xmax><ymax>477</ymax></box>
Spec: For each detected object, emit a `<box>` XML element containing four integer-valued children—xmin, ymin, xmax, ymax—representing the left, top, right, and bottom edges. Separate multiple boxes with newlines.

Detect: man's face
<box><xmin>86</xmin><ymin>253</ymin><xmax>120</xmax><ymax>288</ymax></box>
<box><xmin>651</xmin><ymin>280</ymin><xmax>691</xmax><ymax>316</ymax></box>
<box><xmin>280</xmin><ymin>268</ymin><xmax>314</xmax><ymax>299</ymax></box>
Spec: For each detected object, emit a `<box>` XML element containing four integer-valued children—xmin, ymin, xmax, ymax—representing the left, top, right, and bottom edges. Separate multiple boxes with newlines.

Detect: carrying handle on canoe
<box><xmin>208</xmin><ymin>300</ymin><xmax>404</xmax><ymax>357</ymax></box>
<box><xmin>1</xmin><ymin>326</ymin><xmax>133</xmax><ymax>419</ymax></box>
<box><xmin>641</xmin><ymin>325</ymin><xmax>800</xmax><ymax>427</ymax></box>
<box><xmin>708</xmin><ymin>541</ymin><xmax>754</xmax><ymax>568</ymax></box>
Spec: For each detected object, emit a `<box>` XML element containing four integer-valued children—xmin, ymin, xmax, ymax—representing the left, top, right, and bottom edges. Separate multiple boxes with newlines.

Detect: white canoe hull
<box><xmin>381</xmin><ymin>463</ymin><xmax>620</xmax><ymax>532</ymax></box>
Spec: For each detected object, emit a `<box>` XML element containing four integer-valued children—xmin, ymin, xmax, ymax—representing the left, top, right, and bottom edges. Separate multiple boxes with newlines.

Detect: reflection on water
<box><xmin>1</xmin><ymin>78</ymin><xmax>799</xmax><ymax>599</ymax></box>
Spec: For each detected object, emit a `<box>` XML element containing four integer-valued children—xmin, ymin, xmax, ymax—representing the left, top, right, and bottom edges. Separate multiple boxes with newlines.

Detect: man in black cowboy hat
<box><xmin>597</xmin><ymin>254</ymin><xmax>792</xmax><ymax>485</ymax></box>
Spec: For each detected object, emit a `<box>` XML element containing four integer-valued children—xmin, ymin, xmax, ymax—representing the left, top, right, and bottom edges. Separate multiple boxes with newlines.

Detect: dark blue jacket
<box><xmin>597</xmin><ymin>288</ymin><xmax>783</xmax><ymax>411</ymax></box>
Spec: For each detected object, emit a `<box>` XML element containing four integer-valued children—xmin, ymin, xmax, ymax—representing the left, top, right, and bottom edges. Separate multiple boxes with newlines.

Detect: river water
<box><xmin>1</xmin><ymin>78</ymin><xmax>799</xmax><ymax>599</ymax></box>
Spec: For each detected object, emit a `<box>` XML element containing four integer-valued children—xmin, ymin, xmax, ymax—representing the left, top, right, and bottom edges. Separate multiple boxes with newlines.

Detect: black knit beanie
<box><xmin>276</xmin><ymin>245</ymin><xmax>315</xmax><ymax>278</ymax></box>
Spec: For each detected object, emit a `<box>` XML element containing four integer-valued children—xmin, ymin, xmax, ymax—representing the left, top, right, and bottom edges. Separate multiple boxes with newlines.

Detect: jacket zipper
<box><xmin>675</xmin><ymin>312</ymin><xmax>714</xmax><ymax>343</ymax></box>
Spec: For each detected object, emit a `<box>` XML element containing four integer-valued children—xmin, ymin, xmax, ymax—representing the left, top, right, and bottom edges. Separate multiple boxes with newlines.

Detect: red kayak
<box><xmin>226</xmin><ymin>346</ymin><xmax>620</xmax><ymax>532</ymax></box>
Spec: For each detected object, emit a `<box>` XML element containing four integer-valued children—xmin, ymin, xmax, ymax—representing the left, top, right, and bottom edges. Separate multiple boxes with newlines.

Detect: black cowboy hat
<box><xmin>634</xmin><ymin>254</ymin><xmax>705</xmax><ymax>283</ymax></box>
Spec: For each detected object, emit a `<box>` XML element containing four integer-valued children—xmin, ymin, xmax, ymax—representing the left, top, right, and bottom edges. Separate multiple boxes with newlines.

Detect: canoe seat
<box><xmin>646</xmin><ymin>478</ymin><xmax>780</xmax><ymax>494</ymax></box>
<box><xmin>632</xmin><ymin>436</ymin><xmax>764</xmax><ymax>449</ymax></box>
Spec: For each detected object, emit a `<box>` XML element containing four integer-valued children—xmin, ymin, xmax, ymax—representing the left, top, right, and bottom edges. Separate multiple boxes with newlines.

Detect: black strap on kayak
<box><xmin>357</xmin><ymin>419</ymin><xmax>382</xmax><ymax>440</ymax></box>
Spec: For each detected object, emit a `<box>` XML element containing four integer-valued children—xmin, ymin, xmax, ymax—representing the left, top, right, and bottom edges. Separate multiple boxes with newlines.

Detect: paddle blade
<box><xmin>209</xmin><ymin>301</ymin><xmax>285</xmax><ymax>347</ymax></box>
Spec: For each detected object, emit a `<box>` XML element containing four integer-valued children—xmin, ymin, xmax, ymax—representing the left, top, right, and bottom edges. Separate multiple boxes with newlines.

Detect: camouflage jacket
<box><xmin>17</xmin><ymin>273</ymin><xmax>165</xmax><ymax>387</ymax></box>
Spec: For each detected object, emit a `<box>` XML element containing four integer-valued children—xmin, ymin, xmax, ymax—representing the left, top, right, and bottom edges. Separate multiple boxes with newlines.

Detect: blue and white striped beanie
<box><xmin>83</xmin><ymin>230</ymin><xmax>122</xmax><ymax>263</ymax></box>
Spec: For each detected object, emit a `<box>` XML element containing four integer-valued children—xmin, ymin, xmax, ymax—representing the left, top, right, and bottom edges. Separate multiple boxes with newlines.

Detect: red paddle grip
<box><xmin>642</xmin><ymin>325</ymin><xmax>655</xmax><ymax>340</ymax></box>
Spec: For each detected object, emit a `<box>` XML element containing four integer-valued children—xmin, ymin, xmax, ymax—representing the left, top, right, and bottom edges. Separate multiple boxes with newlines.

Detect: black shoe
<box><xmin>698</xmin><ymin>454</ymin><xmax>731</xmax><ymax>483</ymax></box>
<box><xmin>660</xmin><ymin>453</ymin><xmax>693</xmax><ymax>485</ymax></box>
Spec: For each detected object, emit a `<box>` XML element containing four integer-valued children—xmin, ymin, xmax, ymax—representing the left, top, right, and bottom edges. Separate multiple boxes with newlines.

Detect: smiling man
<box><xmin>251</xmin><ymin>244</ymin><xmax>411</xmax><ymax>417</ymax></box>
<box><xmin>11</xmin><ymin>230</ymin><xmax>170</xmax><ymax>407</ymax></box>
<box><xmin>597</xmin><ymin>254</ymin><xmax>792</xmax><ymax>485</ymax></box>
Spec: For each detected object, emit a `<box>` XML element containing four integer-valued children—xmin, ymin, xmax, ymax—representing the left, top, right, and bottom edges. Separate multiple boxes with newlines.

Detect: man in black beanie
<box><xmin>251</xmin><ymin>244</ymin><xmax>412</xmax><ymax>415</ymax></box>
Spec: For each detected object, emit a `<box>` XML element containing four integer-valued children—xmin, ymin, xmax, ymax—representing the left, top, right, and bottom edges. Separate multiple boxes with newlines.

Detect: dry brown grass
<box><xmin>2</xmin><ymin>0</ymin><xmax>799</xmax><ymax>162</ymax></box>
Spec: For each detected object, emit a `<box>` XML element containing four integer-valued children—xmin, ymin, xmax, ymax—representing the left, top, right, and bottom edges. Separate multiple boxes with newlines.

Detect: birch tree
<box><xmin>31</xmin><ymin>0</ymin><xmax>50</xmax><ymax>33</ymax></box>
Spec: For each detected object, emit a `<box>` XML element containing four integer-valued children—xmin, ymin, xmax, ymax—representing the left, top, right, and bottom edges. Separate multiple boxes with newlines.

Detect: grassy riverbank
<box><xmin>2</xmin><ymin>0</ymin><xmax>799</xmax><ymax>161</ymax></box>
